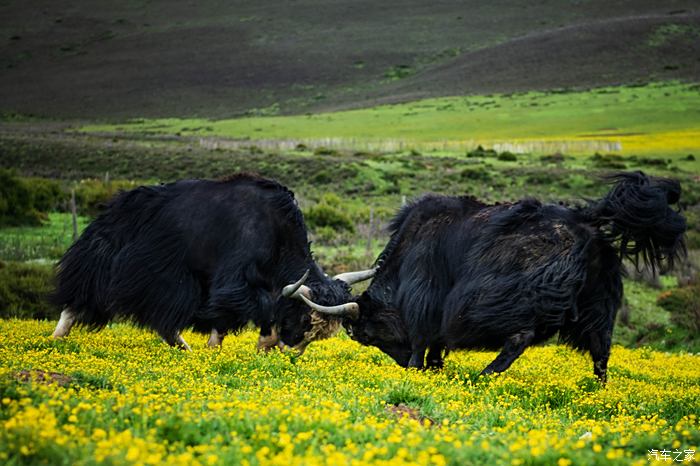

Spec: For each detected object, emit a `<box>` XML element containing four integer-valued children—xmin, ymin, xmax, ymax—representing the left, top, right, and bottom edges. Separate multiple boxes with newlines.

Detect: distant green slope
<box><xmin>82</xmin><ymin>82</ymin><xmax>700</xmax><ymax>156</ymax></box>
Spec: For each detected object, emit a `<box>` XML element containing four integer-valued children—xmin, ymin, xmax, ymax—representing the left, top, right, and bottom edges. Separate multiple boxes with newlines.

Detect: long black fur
<box><xmin>51</xmin><ymin>173</ymin><xmax>352</xmax><ymax>346</ymax></box>
<box><xmin>345</xmin><ymin>171</ymin><xmax>686</xmax><ymax>382</ymax></box>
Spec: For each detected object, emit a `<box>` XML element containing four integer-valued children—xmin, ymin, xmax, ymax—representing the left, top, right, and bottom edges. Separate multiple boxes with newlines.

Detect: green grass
<box><xmin>0</xmin><ymin>213</ymin><xmax>88</xmax><ymax>261</ymax></box>
<box><xmin>82</xmin><ymin>82</ymin><xmax>700</xmax><ymax>157</ymax></box>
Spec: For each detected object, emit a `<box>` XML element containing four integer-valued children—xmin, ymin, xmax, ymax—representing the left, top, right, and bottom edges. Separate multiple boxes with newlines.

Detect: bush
<box><xmin>0</xmin><ymin>260</ymin><xmax>59</xmax><ymax>320</ymax></box>
<box><xmin>460</xmin><ymin>167</ymin><xmax>492</xmax><ymax>182</ymax></box>
<box><xmin>590</xmin><ymin>153</ymin><xmax>627</xmax><ymax>169</ymax></box>
<box><xmin>525</xmin><ymin>171</ymin><xmax>558</xmax><ymax>185</ymax></box>
<box><xmin>0</xmin><ymin>169</ymin><xmax>43</xmax><ymax>227</ymax></box>
<box><xmin>540</xmin><ymin>152</ymin><xmax>566</xmax><ymax>164</ymax></box>
<box><xmin>466</xmin><ymin>145</ymin><xmax>497</xmax><ymax>158</ymax></box>
<box><xmin>313</xmin><ymin>147</ymin><xmax>340</xmax><ymax>156</ymax></box>
<box><xmin>657</xmin><ymin>283</ymin><xmax>700</xmax><ymax>333</ymax></box>
<box><xmin>497</xmin><ymin>151</ymin><xmax>517</xmax><ymax>162</ymax></box>
<box><xmin>304</xmin><ymin>194</ymin><xmax>355</xmax><ymax>233</ymax></box>
<box><xmin>73</xmin><ymin>179</ymin><xmax>138</xmax><ymax>217</ymax></box>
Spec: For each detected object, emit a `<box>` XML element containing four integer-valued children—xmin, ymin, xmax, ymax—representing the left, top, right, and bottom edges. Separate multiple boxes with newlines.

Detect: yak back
<box><xmin>441</xmin><ymin>199</ymin><xmax>601</xmax><ymax>350</ymax></box>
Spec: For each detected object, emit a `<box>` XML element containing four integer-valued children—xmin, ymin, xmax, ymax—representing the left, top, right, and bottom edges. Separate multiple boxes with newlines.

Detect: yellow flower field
<box><xmin>0</xmin><ymin>319</ymin><xmax>698</xmax><ymax>465</ymax></box>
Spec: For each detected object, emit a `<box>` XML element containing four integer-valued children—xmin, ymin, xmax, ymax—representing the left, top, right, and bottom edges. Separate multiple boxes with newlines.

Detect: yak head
<box><xmin>341</xmin><ymin>294</ymin><xmax>412</xmax><ymax>367</ymax></box>
<box><xmin>281</xmin><ymin>266</ymin><xmax>412</xmax><ymax>366</ymax></box>
<box><xmin>271</xmin><ymin>267</ymin><xmax>376</xmax><ymax>354</ymax></box>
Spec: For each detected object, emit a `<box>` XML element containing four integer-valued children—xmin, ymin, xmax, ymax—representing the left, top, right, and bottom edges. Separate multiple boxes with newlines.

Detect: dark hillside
<box><xmin>365</xmin><ymin>12</ymin><xmax>700</xmax><ymax>108</ymax></box>
<box><xmin>0</xmin><ymin>1</ymin><xmax>698</xmax><ymax>119</ymax></box>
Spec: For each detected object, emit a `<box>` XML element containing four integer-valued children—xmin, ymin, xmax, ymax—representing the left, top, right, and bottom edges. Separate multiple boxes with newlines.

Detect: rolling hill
<box><xmin>1</xmin><ymin>0</ymin><xmax>699</xmax><ymax>119</ymax></box>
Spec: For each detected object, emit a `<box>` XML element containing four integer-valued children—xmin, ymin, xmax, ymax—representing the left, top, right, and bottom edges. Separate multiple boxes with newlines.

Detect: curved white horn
<box><xmin>282</xmin><ymin>269</ymin><xmax>310</xmax><ymax>297</ymax></box>
<box><xmin>333</xmin><ymin>267</ymin><xmax>378</xmax><ymax>285</ymax></box>
<box><xmin>297</xmin><ymin>293</ymin><xmax>359</xmax><ymax>319</ymax></box>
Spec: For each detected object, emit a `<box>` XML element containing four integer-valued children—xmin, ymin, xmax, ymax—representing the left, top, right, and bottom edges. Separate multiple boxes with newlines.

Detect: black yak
<box><xmin>311</xmin><ymin>172</ymin><xmax>686</xmax><ymax>383</ymax></box>
<box><xmin>51</xmin><ymin>173</ymin><xmax>372</xmax><ymax>351</ymax></box>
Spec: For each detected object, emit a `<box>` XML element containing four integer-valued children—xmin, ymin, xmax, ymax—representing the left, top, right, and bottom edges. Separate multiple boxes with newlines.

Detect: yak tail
<box><xmin>584</xmin><ymin>171</ymin><xmax>686</xmax><ymax>273</ymax></box>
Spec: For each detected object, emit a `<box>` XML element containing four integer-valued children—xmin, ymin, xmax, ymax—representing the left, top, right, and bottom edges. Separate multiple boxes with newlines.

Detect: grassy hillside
<box><xmin>1</xmin><ymin>321</ymin><xmax>698</xmax><ymax>465</ymax></box>
<box><xmin>81</xmin><ymin>82</ymin><xmax>700</xmax><ymax>156</ymax></box>
<box><xmin>1</xmin><ymin>1</ymin><xmax>698</xmax><ymax>119</ymax></box>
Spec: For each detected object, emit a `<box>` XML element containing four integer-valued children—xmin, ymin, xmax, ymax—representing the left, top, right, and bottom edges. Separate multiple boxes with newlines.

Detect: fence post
<box><xmin>70</xmin><ymin>189</ymin><xmax>78</xmax><ymax>241</ymax></box>
<box><xmin>365</xmin><ymin>207</ymin><xmax>374</xmax><ymax>256</ymax></box>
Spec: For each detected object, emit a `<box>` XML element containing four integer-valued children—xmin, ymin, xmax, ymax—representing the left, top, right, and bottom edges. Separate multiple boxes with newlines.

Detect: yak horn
<box><xmin>333</xmin><ymin>267</ymin><xmax>378</xmax><ymax>285</ymax></box>
<box><xmin>297</xmin><ymin>294</ymin><xmax>359</xmax><ymax>319</ymax></box>
<box><xmin>282</xmin><ymin>269</ymin><xmax>310</xmax><ymax>297</ymax></box>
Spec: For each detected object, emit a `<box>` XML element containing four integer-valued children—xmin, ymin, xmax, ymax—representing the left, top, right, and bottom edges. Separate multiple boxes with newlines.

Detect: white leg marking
<box><xmin>52</xmin><ymin>309</ymin><xmax>76</xmax><ymax>338</ymax></box>
<box><xmin>176</xmin><ymin>334</ymin><xmax>192</xmax><ymax>352</ymax></box>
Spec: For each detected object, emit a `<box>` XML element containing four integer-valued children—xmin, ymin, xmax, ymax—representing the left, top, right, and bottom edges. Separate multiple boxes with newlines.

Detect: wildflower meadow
<box><xmin>0</xmin><ymin>320</ymin><xmax>697</xmax><ymax>465</ymax></box>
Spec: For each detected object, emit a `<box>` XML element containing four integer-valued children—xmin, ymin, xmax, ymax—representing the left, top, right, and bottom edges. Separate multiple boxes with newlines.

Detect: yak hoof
<box><xmin>52</xmin><ymin>309</ymin><xmax>76</xmax><ymax>338</ymax></box>
<box><xmin>207</xmin><ymin>329</ymin><xmax>223</xmax><ymax>348</ymax></box>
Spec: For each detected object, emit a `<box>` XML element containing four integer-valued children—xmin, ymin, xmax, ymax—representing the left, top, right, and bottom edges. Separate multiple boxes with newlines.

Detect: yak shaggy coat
<box><xmin>51</xmin><ymin>174</ymin><xmax>352</xmax><ymax>349</ymax></box>
<box><xmin>346</xmin><ymin>172</ymin><xmax>686</xmax><ymax>383</ymax></box>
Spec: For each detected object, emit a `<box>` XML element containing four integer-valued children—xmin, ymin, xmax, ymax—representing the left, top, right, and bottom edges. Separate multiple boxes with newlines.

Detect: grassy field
<box><xmin>0</xmin><ymin>213</ymin><xmax>88</xmax><ymax>262</ymax></box>
<box><xmin>81</xmin><ymin>82</ymin><xmax>700</xmax><ymax>156</ymax></box>
<box><xmin>0</xmin><ymin>320</ymin><xmax>698</xmax><ymax>466</ymax></box>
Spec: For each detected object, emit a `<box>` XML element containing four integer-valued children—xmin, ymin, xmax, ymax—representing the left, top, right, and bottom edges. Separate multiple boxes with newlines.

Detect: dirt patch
<box><xmin>385</xmin><ymin>403</ymin><xmax>435</xmax><ymax>426</ymax></box>
<box><xmin>15</xmin><ymin>369</ymin><xmax>72</xmax><ymax>386</ymax></box>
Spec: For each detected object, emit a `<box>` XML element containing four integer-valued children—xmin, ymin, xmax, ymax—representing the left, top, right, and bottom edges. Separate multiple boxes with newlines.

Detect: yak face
<box><xmin>343</xmin><ymin>296</ymin><xmax>412</xmax><ymax>367</ymax></box>
<box><xmin>276</xmin><ymin>278</ymin><xmax>353</xmax><ymax>350</ymax></box>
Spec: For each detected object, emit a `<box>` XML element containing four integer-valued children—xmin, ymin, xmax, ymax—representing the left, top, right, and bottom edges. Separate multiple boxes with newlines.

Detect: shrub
<box><xmin>73</xmin><ymin>179</ymin><xmax>138</xmax><ymax>217</ymax></box>
<box><xmin>590</xmin><ymin>153</ymin><xmax>627</xmax><ymax>169</ymax></box>
<box><xmin>27</xmin><ymin>178</ymin><xmax>63</xmax><ymax>212</ymax></box>
<box><xmin>313</xmin><ymin>147</ymin><xmax>340</xmax><ymax>156</ymax></box>
<box><xmin>313</xmin><ymin>171</ymin><xmax>332</xmax><ymax>184</ymax></box>
<box><xmin>525</xmin><ymin>171</ymin><xmax>558</xmax><ymax>185</ymax></box>
<box><xmin>0</xmin><ymin>260</ymin><xmax>59</xmax><ymax>320</ymax></box>
<box><xmin>497</xmin><ymin>151</ymin><xmax>517</xmax><ymax>162</ymax></box>
<box><xmin>540</xmin><ymin>152</ymin><xmax>566</xmax><ymax>164</ymax></box>
<box><xmin>304</xmin><ymin>194</ymin><xmax>355</xmax><ymax>233</ymax></box>
<box><xmin>466</xmin><ymin>145</ymin><xmax>497</xmax><ymax>158</ymax></box>
<box><xmin>657</xmin><ymin>283</ymin><xmax>700</xmax><ymax>333</ymax></box>
<box><xmin>0</xmin><ymin>169</ymin><xmax>43</xmax><ymax>227</ymax></box>
<box><xmin>460</xmin><ymin>167</ymin><xmax>492</xmax><ymax>182</ymax></box>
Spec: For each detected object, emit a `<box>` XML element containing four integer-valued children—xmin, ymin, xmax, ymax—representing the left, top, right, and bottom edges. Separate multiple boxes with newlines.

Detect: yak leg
<box><xmin>176</xmin><ymin>334</ymin><xmax>192</xmax><ymax>351</ymax></box>
<box><xmin>257</xmin><ymin>324</ymin><xmax>279</xmax><ymax>352</ymax></box>
<box><xmin>408</xmin><ymin>345</ymin><xmax>426</xmax><ymax>369</ymax></box>
<box><xmin>207</xmin><ymin>329</ymin><xmax>225</xmax><ymax>347</ymax></box>
<box><xmin>426</xmin><ymin>343</ymin><xmax>445</xmax><ymax>369</ymax></box>
<box><xmin>481</xmin><ymin>330</ymin><xmax>535</xmax><ymax>376</ymax></box>
<box><xmin>162</xmin><ymin>333</ymin><xmax>192</xmax><ymax>351</ymax></box>
<box><xmin>52</xmin><ymin>308</ymin><xmax>77</xmax><ymax>338</ymax></box>
<box><xmin>589</xmin><ymin>332</ymin><xmax>612</xmax><ymax>385</ymax></box>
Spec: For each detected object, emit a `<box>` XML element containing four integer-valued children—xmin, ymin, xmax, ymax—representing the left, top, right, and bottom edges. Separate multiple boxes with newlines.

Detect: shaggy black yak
<box><xmin>51</xmin><ymin>174</ymin><xmax>372</xmax><ymax>351</ymax></box>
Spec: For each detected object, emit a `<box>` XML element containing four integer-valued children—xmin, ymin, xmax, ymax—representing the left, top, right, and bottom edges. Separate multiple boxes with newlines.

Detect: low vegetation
<box><xmin>0</xmin><ymin>321</ymin><xmax>698</xmax><ymax>465</ymax></box>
